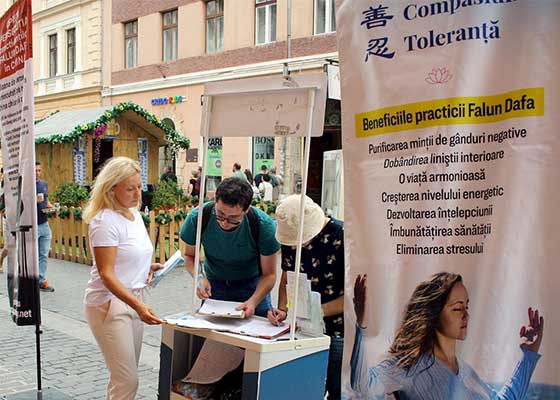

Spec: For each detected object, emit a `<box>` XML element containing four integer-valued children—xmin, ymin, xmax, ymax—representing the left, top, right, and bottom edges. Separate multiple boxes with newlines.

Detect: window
<box><xmin>255</xmin><ymin>0</ymin><xmax>276</xmax><ymax>45</ymax></box>
<box><xmin>48</xmin><ymin>33</ymin><xmax>57</xmax><ymax>77</ymax></box>
<box><xmin>206</xmin><ymin>0</ymin><xmax>223</xmax><ymax>54</ymax></box>
<box><xmin>124</xmin><ymin>20</ymin><xmax>138</xmax><ymax>68</ymax></box>
<box><xmin>66</xmin><ymin>28</ymin><xmax>76</xmax><ymax>74</ymax></box>
<box><xmin>162</xmin><ymin>10</ymin><xmax>178</xmax><ymax>62</ymax></box>
<box><xmin>314</xmin><ymin>0</ymin><xmax>336</xmax><ymax>35</ymax></box>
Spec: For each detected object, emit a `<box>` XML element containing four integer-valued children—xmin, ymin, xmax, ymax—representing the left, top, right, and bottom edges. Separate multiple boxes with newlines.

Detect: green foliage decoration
<box><xmin>73</xmin><ymin>208</ymin><xmax>82</xmax><ymax>221</ymax></box>
<box><xmin>174</xmin><ymin>209</ymin><xmax>189</xmax><ymax>222</ymax></box>
<box><xmin>155</xmin><ymin>211</ymin><xmax>172</xmax><ymax>226</ymax></box>
<box><xmin>58</xmin><ymin>207</ymin><xmax>70</xmax><ymax>219</ymax></box>
<box><xmin>35</xmin><ymin>102</ymin><xmax>190</xmax><ymax>153</ymax></box>
<box><xmin>142</xmin><ymin>213</ymin><xmax>151</xmax><ymax>228</ymax></box>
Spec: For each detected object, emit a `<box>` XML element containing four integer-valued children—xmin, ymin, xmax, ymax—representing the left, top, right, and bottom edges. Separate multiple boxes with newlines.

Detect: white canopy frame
<box><xmin>191</xmin><ymin>74</ymin><xmax>326</xmax><ymax>343</ymax></box>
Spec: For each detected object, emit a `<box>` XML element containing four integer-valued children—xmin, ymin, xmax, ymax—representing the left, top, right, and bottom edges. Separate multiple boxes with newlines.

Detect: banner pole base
<box><xmin>3</xmin><ymin>388</ymin><xmax>72</xmax><ymax>400</ymax></box>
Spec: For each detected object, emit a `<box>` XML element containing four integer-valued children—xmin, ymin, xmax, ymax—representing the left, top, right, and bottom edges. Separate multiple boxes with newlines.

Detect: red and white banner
<box><xmin>338</xmin><ymin>1</ymin><xmax>559</xmax><ymax>399</ymax></box>
<box><xmin>0</xmin><ymin>0</ymin><xmax>40</xmax><ymax>325</ymax></box>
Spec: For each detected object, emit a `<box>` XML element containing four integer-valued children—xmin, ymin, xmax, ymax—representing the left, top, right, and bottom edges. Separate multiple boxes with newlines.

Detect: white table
<box><xmin>158</xmin><ymin>321</ymin><xmax>331</xmax><ymax>400</ymax></box>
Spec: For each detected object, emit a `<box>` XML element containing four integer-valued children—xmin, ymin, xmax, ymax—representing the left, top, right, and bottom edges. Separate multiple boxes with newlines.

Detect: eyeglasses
<box><xmin>213</xmin><ymin>208</ymin><xmax>244</xmax><ymax>226</ymax></box>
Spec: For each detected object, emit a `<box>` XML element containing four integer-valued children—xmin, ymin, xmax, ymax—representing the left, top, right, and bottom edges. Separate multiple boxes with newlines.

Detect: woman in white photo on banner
<box><xmin>82</xmin><ymin>157</ymin><xmax>163</xmax><ymax>400</ymax></box>
<box><xmin>350</xmin><ymin>272</ymin><xmax>544</xmax><ymax>400</ymax></box>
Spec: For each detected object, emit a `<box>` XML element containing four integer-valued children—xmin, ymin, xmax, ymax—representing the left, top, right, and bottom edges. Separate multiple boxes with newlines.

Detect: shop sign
<box><xmin>151</xmin><ymin>95</ymin><xmax>184</xmax><ymax>106</ymax></box>
<box><xmin>206</xmin><ymin>137</ymin><xmax>223</xmax><ymax>177</ymax></box>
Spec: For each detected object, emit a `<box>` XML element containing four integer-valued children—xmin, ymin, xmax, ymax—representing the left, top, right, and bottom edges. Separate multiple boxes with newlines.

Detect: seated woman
<box><xmin>351</xmin><ymin>272</ymin><xmax>544</xmax><ymax>400</ymax></box>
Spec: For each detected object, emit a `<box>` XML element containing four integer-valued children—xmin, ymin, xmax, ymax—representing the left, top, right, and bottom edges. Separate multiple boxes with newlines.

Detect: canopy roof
<box><xmin>34</xmin><ymin>102</ymin><xmax>189</xmax><ymax>151</ymax></box>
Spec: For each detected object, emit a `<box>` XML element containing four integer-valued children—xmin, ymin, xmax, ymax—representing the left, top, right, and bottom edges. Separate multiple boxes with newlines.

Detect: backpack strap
<box><xmin>246</xmin><ymin>206</ymin><xmax>261</xmax><ymax>275</ymax></box>
<box><xmin>201</xmin><ymin>201</ymin><xmax>215</xmax><ymax>235</ymax></box>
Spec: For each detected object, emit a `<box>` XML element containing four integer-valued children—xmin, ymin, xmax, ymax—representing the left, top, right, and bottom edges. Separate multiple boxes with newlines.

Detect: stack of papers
<box><xmin>152</xmin><ymin>250</ymin><xmax>184</xmax><ymax>288</ymax></box>
<box><xmin>164</xmin><ymin>314</ymin><xmax>290</xmax><ymax>340</ymax></box>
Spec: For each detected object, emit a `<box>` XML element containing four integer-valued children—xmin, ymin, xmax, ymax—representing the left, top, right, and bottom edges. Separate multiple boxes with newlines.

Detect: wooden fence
<box><xmin>0</xmin><ymin>208</ymin><xmax>191</xmax><ymax>266</ymax></box>
<box><xmin>0</xmin><ymin>203</ymin><xmax>276</xmax><ymax>266</ymax></box>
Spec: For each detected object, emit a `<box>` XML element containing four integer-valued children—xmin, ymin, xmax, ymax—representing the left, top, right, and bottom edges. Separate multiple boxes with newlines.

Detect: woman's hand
<box><xmin>520</xmin><ymin>307</ymin><xmax>544</xmax><ymax>353</ymax></box>
<box><xmin>267</xmin><ymin>308</ymin><xmax>287</xmax><ymax>326</ymax></box>
<box><xmin>146</xmin><ymin>263</ymin><xmax>164</xmax><ymax>286</ymax></box>
<box><xmin>354</xmin><ymin>274</ymin><xmax>368</xmax><ymax>329</ymax></box>
<box><xmin>134</xmin><ymin>302</ymin><xmax>162</xmax><ymax>325</ymax></box>
<box><xmin>196</xmin><ymin>276</ymin><xmax>212</xmax><ymax>300</ymax></box>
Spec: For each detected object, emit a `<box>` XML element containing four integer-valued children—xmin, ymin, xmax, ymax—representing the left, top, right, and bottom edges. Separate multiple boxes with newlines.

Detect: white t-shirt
<box><xmin>258</xmin><ymin>181</ymin><xmax>273</xmax><ymax>201</ymax></box>
<box><xmin>84</xmin><ymin>208</ymin><xmax>153</xmax><ymax>306</ymax></box>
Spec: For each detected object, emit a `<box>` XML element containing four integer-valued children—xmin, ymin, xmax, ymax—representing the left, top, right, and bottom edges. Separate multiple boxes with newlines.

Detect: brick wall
<box><xmin>112</xmin><ymin>33</ymin><xmax>337</xmax><ymax>85</ymax></box>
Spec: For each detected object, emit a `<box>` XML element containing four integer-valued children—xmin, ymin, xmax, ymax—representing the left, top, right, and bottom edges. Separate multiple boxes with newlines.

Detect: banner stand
<box><xmin>0</xmin><ymin>2</ymin><xmax>72</xmax><ymax>398</ymax></box>
<box><xmin>3</xmin><ymin>185</ymin><xmax>72</xmax><ymax>400</ymax></box>
<box><xmin>4</xmin><ymin>388</ymin><xmax>73</xmax><ymax>400</ymax></box>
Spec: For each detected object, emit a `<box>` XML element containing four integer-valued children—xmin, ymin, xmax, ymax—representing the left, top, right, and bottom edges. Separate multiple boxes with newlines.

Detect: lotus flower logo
<box><xmin>425</xmin><ymin>67</ymin><xmax>453</xmax><ymax>84</ymax></box>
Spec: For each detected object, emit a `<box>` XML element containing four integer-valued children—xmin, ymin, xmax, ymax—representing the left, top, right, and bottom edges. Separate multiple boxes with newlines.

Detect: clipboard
<box><xmin>197</xmin><ymin>299</ymin><xmax>246</xmax><ymax>319</ymax></box>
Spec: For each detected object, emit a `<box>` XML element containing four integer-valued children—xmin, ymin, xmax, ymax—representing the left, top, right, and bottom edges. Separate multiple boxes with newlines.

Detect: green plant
<box><xmin>53</xmin><ymin>183</ymin><xmax>90</xmax><ymax>207</ymax></box>
<box><xmin>151</xmin><ymin>180</ymin><xmax>185</xmax><ymax>210</ymax></box>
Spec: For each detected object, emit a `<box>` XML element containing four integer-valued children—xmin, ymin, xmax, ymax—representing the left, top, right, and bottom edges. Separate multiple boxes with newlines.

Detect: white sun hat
<box><xmin>275</xmin><ymin>194</ymin><xmax>325</xmax><ymax>246</ymax></box>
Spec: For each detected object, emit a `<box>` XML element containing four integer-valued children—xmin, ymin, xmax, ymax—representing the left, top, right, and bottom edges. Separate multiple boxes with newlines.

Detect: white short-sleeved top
<box><xmin>84</xmin><ymin>208</ymin><xmax>153</xmax><ymax>306</ymax></box>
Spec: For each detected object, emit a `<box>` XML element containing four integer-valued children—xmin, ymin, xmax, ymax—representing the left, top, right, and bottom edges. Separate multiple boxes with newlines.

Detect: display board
<box><xmin>337</xmin><ymin>1</ymin><xmax>559</xmax><ymax>398</ymax></box>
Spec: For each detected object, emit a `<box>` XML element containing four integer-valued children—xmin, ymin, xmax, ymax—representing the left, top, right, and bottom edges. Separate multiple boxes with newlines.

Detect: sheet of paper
<box><xmin>197</xmin><ymin>299</ymin><xmax>245</xmax><ymax>318</ymax></box>
<box><xmin>166</xmin><ymin>314</ymin><xmax>224</xmax><ymax>330</ymax></box>
<box><xmin>165</xmin><ymin>314</ymin><xmax>290</xmax><ymax>339</ymax></box>
<box><xmin>286</xmin><ymin>271</ymin><xmax>311</xmax><ymax>318</ymax></box>
<box><xmin>156</xmin><ymin>249</ymin><xmax>184</xmax><ymax>276</ymax></box>
<box><xmin>184</xmin><ymin>340</ymin><xmax>244</xmax><ymax>384</ymax></box>
<box><xmin>152</xmin><ymin>250</ymin><xmax>184</xmax><ymax>288</ymax></box>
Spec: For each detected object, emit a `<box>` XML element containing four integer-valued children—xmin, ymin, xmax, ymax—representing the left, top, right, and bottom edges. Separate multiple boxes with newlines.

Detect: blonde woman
<box><xmin>83</xmin><ymin>157</ymin><xmax>162</xmax><ymax>400</ymax></box>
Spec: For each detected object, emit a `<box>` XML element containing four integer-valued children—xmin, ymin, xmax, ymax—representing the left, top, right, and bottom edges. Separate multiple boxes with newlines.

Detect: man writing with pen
<box><xmin>179</xmin><ymin>177</ymin><xmax>280</xmax><ymax>318</ymax></box>
<box><xmin>267</xmin><ymin>195</ymin><xmax>345</xmax><ymax>400</ymax></box>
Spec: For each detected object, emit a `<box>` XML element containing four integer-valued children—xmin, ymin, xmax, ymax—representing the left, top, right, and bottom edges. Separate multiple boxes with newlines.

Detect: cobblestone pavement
<box><xmin>0</xmin><ymin>257</ymin><xmax>195</xmax><ymax>399</ymax></box>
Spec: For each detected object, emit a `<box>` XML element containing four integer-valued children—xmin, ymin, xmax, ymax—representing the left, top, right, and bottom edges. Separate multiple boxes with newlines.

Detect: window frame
<box><xmin>162</xmin><ymin>9</ymin><xmax>178</xmax><ymax>62</ymax></box>
<box><xmin>48</xmin><ymin>33</ymin><xmax>57</xmax><ymax>78</ymax></box>
<box><xmin>124</xmin><ymin>20</ymin><xmax>138</xmax><ymax>69</ymax></box>
<box><xmin>255</xmin><ymin>0</ymin><xmax>277</xmax><ymax>45</ymax></box>
<box><xmin>314</xmin><ymin>0</ymin><xmax>336</xmax><ymax>35</ymax></box>
<box><xmin>205</xmin><ymin>0</ymin><xmax>224</xmax><ymax>54</ymax></box>
<box><xmin>66</xmin><ymin>28</ymin><xmax>76</xmax><ymax>74</ymax></box>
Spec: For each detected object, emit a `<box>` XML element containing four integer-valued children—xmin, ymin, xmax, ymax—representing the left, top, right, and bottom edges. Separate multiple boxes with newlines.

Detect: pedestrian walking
<box><xmin>36</xmin><ymin>161</ymin><xmax>55</xmax><ymax>292</ymax></box>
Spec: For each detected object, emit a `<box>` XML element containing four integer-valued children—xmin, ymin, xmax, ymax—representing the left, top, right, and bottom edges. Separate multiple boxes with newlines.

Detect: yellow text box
<box><xmin>355</xmin><ymin>87</ymin><xmax>544</xmax><ymax>138</ymax></box>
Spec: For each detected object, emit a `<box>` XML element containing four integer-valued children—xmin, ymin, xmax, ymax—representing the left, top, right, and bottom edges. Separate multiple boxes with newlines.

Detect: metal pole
<box><xmin>280</xmin><ymin>0</ymin><xmax>293</xmax><ymax>192</ymax></box>
<box><xmin>289</xmin><ymin>88</ymin><xmax>316</xmax><ymax>341</ymax></box>
<box><xmin>35</xmin><ymin>321</ymin><xmax>43</xmax><ymax>400</ymax></box>
<box><xmin>191</xmin><ymin>95</ymin><xmax>212</xmax><ymax>312</ymax></box>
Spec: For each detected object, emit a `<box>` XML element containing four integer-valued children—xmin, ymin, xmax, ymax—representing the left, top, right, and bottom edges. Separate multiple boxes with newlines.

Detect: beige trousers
<box><xmin>85</xmin><ymin>291</ymin><xmax>145</xmax><ymax>400</ymax></box>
